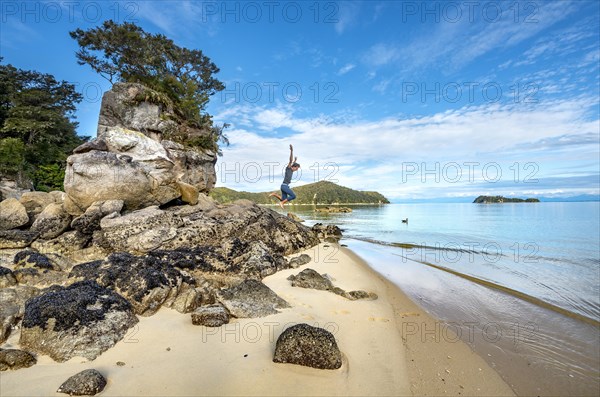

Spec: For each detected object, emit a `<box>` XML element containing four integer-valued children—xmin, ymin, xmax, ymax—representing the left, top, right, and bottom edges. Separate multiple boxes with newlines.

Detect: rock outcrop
<box><xmin>20</xmin><ymin>281</ymin><xmax>138</xmax><ymax>362</ymax></box>
<box><xmin>273</xmin><ymin>323</ymin><xmax>343</xmax><ymax>369</ymax></box>
<box><xmin>69</xmin><ymin>252</ymin><xmax>198</xmax><ymax>316</ymax></box>
<box><xmin>64</xmin><ymin>82</ymin><xmax>217</xmax><ymax>213</ymax></box>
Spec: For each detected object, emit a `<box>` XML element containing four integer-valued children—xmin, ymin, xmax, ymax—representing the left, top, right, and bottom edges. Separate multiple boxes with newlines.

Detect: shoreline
<box><xmin>0</xmin><ymin>243</ymin><xmax>514</xmax><ymax>396</ymax></box>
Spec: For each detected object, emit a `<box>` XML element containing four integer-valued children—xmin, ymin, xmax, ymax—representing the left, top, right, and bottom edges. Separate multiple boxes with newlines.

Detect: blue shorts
<box><xmin>280</xmin><ymin>184</ymin><xmax>296</xmax><ymax>202</ymax></box>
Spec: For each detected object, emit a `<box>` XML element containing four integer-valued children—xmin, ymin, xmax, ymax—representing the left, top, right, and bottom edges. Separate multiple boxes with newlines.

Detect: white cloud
<box><xmin>362</xmin><ymin>43</ymin><xmax>399</xmax><ymax>67</ymax></box>
<box><xmin>214</xmin><ymin>97</ymin><xmax>599</xmax><ymax>199</ymax></box>
<box><xmin>338</xmin><ymin>63</ymin><xmax>356</xmax><ymax>75</ymax></box>
<box><xmin>334</xmin><ymin>1</ymin><xmax>360</xmax><ymax>34</ymax></box>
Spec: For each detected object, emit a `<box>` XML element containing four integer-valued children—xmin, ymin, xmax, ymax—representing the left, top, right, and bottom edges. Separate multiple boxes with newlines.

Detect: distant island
<box><xmin>210</xmin><ymin>181</ymin><xmax>390</xmax><ymax>205</ymax></box>
<box><xmin>473</xmin><ymin>195</ymin><xmax>540</xmax><ymax>203</ymax></box>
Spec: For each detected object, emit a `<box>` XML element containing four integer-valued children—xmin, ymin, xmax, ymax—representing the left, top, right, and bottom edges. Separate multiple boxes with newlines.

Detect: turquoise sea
<box><xmin>283</xmin><ymin>202</ymin><xmax>600</xmax><ymax>396</ymax></box>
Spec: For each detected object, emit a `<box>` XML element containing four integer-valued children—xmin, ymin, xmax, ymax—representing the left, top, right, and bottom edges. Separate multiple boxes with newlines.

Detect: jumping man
<box><xmin>270</xmin><ymin>144</ymin><xmax>300</xmax><ymax>209</ymax></box>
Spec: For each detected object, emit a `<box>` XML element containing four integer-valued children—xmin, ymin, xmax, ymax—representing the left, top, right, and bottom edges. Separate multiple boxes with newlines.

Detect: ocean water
<box><xmin>284</xmin><ymin>202</ymin><xmax>600</xmax><ymax>396</ymax></box>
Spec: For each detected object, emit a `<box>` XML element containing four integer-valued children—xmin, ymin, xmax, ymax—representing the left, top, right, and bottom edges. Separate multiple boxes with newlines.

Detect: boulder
<box><xmin>71</xmin><ymin>199</ymin><xmax>124</xmax><ymax>235</ymax></box>
<box><xmin>0</xmin><ymin>176</ymin><xmax>32</xmax><ymax>201</ymax></box>
<box><xmin>49</xmin><ymin>190</ymin><xmax>66</xmax><ymax>204</ymax></box>
<box><xmin>97</xmin><ymin>82</ymin><xmax>178</xmax><ymax>139</ymax></box>
<box><xmin>0</xmin><ymin>286</ymin><xmax>42</xmax><ymax>343</ymax></box>
<box><xmin>191</xmin><ymin>304</ymin><xmax>230</xmax><ymax>327</ymax></box>
<box><xmin>31</xmin><ymin>230</ymin><xmax>91</xmax><ymax>258</ymax></box>
<box><xmin>12</xmin><ymin>250</ymin><xmax>66</xmax><ymax>287</ymax></box>
<box><xmin>288</xmin><ymin>253</ymin><xmax>311</xmax><ymax>268</ymax></box>
<box><xmin>0</xmin><ymin>198</ymin><xmax>29</xmax><ymax>230</ymax></box>
<box><xmin>64</xmin><ymin>136</ymin><xmax>180</xmax><ymax>212</ymax></box>
<box><xmin>165</xmin><ymin>141</ymin><xmax>217</xmax><ymax>193</ymax></box>
<box><xmin>0</xmin><ymin>230</ymin><xmax>39</xmax><ymax>249</ymax></box>
<box><xmin>57</xmin><ymin>369</ymin><xmax>107</xmax><ymax>396</ymax></box>
<box><xmin>0</xmin><ymin>349</ymin><xmax>37</xmax><ymax>371</ymax></box>
<box><xmin>0</xmin><ymin>266</ymin><xmax>17</xmax><ymax>288</ymax></box>
<box><xmin>93</xmin><ymin>202</ymin><xmax>319</xmax><ymax>258</ymax></box>
<box><xmin>177</xmin><ymin>180</ymin><xmax>199</xmax><ymax>205</ymax></box>
<box><xmin>287</xmin><ymin>268</ymin><xmax>334</xmax><ymax>291</ymax></box>
<box><xmin>312</xmin><ymin>223</ymin><xmax>343</xmax><ymax>241</ymax></box>
<box><xmin>97</xmin><ymin>206</ymin><xmax>184</xmax><ymax>254</ymax></box>
<box><xmin>19</xmin><ymin>191</ymin><xmax>54</xmax><ymax>219</ymax></box>
<box><xmin>20</xmin><ymin>280</ymin><xmax>138</xmax><ymax>362</ymax></box>
<box><xmin>13</xmin><ymin>250</ymin><xmax>58</xmax><ymax>270</ymax></box>
<box><xmin>273</xmin><ymin>323</ymin><xmax>343</xmax><ymax>369</ymax></box>
<box><xmin>217</xmin><ymin>279</ymin><xmax>290</xmax><ymax>318</ymax></box>
<box><xmin>30</xmin><ymin>203</ymin><xmax>72</xmax><ymax>239</ymax></box>
<box><xmin>287</xmin><ymin>268</ymin><xmax>377</xmax><ymax>301</ymax></box>
<box><xmin>287</xmin><ymin>212</ymin><xmax>303</xmax><ymax>222</ymax></box>
<box><xmin>69</xmin><ymin>252</ymin><xmax>197</xmax><ymax>316</ymax></box>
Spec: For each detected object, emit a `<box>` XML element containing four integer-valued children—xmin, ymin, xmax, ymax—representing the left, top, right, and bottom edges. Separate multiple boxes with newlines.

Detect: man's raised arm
<box><xmin>288</xmin><ymin>144</ymin><xmax>297</xmax><ymax>167</ymax></box>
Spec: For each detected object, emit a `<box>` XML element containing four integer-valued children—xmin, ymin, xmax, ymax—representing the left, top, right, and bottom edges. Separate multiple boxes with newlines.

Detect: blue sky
<box><xmin>1</xmin><ymin>1</ymin><xmax>599</xmax><ymax>201</ymax></box>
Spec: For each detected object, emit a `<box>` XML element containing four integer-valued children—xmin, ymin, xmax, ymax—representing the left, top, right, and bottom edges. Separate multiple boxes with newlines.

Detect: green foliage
<box><xmin>31</xmin><ymin>164</ymin><xmax>65</xmax><ymax>192</ymax></box>
<box><xmin>0</xmin><ymin>137</ymin><xmax>25</xmax><ymax>175</ymax></box>
<box><xmin>210</xmin><ymin>181</ymin><xmax>390</xmax><ymax>205</ymax></box>
<box><xmin>0</xmin><ymin>60</ymin><xmax>88</xmax><ymax>190</ymax></box>
<box><xmin>70</xmin><ymin>21</ymin><xmax>225</xmax><ymax>132</ymax></box>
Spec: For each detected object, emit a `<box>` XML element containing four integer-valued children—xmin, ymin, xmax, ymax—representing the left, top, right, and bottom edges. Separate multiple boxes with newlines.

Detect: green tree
<box><xmin>70</xmin><ymin>21</ymin><xmax>225</xmax><ymax>130</ymax></box>
<box><xmin>0</xmin><ymin>60</ymin><xmax>88</xmax><ymax>191</ymax></box>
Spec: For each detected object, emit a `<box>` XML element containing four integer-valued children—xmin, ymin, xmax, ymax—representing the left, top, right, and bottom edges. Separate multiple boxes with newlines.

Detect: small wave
<box><xmin>415</xmin><ymin>259</ymin><xmax>600</xmax><ymax>327</ymax></box>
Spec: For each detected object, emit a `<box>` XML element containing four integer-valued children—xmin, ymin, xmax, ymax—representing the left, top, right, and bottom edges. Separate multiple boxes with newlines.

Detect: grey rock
<box><xmin>287</xmin><ymin>268</ymin><xmax>334</xmax><ymax>291</ymax></box>
<box><xmin>287</xmin><ymin>212</ymin><xmax>304</xmax><ymax>222</ymax></box>
<box><xmin>73</xmin><ymin>139</ymin><xmax>108</xmax><ymax>154</ymax></box>
<box><xmin>20</xmin><ymin>280</ymin><xmax>138</xmax><ymax>362</ymax></box>
<box><xmin>344</xmin><ymin>290</ymin><xmax>378</xmax><ymax>300</ymax></box>
<box><xmin>19</xmin><ymin>191</ymin><xmax>54</xmax><ymax>220</ymax></box>
<box><xmin>97</xmin><ymin>82</ymin><xmax>178</xmax><ymax>139</ymax></box>
<box><xmin>96</xmin><ymin>206</ymin><xmax>184</xmax><ymax>254</ymax></box>
<box><xmin>57</xmin><ymin>369</ymin><xmax>107</xmax><ymax>396</ymax></box>
<box><xmin>273</xmin><ymin>323</ymin><xmax>343</xmax><ymax>369</ymax></box>
<box><xmin>31</xmin><ymin>230</ymin><xmax>91</xmax><ymax>258</ymax></box>
<box><xmin>0</xmin><ymin>176</ymin><xmax>32</xmax><ymax>201</ymax></box>
<box><xmin>287</xmin><ymin>268</ymin><xmax>377</xmax><ymax>301</ymax></box>
<box><xmin>0</xmin><ymin>230</ymin><xmax>39</xmax><ymax>249</ymax></box>
<box><xmin>71</xmin><ymin>199</ymin><xmax>124</xmax><ymax>235</ymax></box>
<box><xmin>191</xmin><ymin>304</ymin><xmax>230</xmax><ymax>327</ymax></box>
<box><xmin>64</xmin><ymin>143</ymin><xmax>179</xmax><ymax>213</ymax></box>
<box><xmin>30</xmin><ymin>203</ymin><xmax>72</xmax><ymax>239</ymax></box>
<box><xmin>312</xmin><ymin>223</ymin><xmax>343</xmax><ymax>241</ymax></box>
<box><xmin>69</xmin><ymin>252</ymin><xmax>197</xmax><ymax>316</ymax></box>
<box><xmin>0</xmin><ymin>349</ymin><xmax>37</xmax><ymax>371</ymax></box>
<box><xmin>0</xmin><ymin>198</ymin><xmax>29</xmax><ymax>230</ymax></box>
<box><xmin>0</xmin><ymin>286</ymin><xmax>41</xmax><ymax>343</ymax></box>
<box><xmin>217</xmin><ymin>279</ymin><xmax>290</xmax><ymax>318</ymax></box>
<box><xmin>0</xmin><ymin>266</ymin><xmax>17</xmax><ymax>288</ymax></box>
<box><xmin>49</xmin><ymin>190</ymin><xmax>66</xmax><ymax>204</ymax></box>
<box><xmin>288</xmin><ymin>253</ymin><xmax>311</xmax><ymax>268</ymax></box>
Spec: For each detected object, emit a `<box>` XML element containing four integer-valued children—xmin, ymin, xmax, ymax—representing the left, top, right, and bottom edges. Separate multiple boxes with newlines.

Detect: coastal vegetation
<box><xmin>473</xmin><ymin>195</ymin><xmax>540</xmax><ymax>203</ymax></box>
<box><xmin>70</xmin><ymin>20</ymin><xmax>228</xmax><ymax>153</ymax></box>
<box><xmin>210</xmin><ymin>180</ymin><xmax>390</xmax><ymax>205</ymax></box>
<box><xmin>0</xmin><ymin>60</ymin><xmax>88</xmax><ymax>191</ymax></box>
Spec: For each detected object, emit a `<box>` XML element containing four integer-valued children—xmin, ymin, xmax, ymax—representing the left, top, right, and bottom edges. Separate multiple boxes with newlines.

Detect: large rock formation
<box><xmin>20</xmin><ymin>281</ymin><xmax>138</xmax><ymax>362</ymax></box>
<box><xmin>64</xmin><ymin>82</ymin><xmax>217</xmax><ymax>214</ymax></box>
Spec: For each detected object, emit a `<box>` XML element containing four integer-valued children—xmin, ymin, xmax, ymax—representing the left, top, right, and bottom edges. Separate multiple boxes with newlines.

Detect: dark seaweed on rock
<box><xmin>21</xmin><ymin>280</ymin><xmax>132</xmax><ymax>332</ymax></box>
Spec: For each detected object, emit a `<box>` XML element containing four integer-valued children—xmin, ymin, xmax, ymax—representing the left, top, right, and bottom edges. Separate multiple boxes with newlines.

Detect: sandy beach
<box><xmin>0</xmin><ymin>243</ymin><xmax>515</xmax><ymax>396</ymax></box>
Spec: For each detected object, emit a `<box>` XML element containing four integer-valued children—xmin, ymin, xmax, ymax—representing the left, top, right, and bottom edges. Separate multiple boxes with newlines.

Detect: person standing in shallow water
<box><xmin>270</xmin><ymin>144</ymin><xmax>300</xmax><ymax>209</ymax></box>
